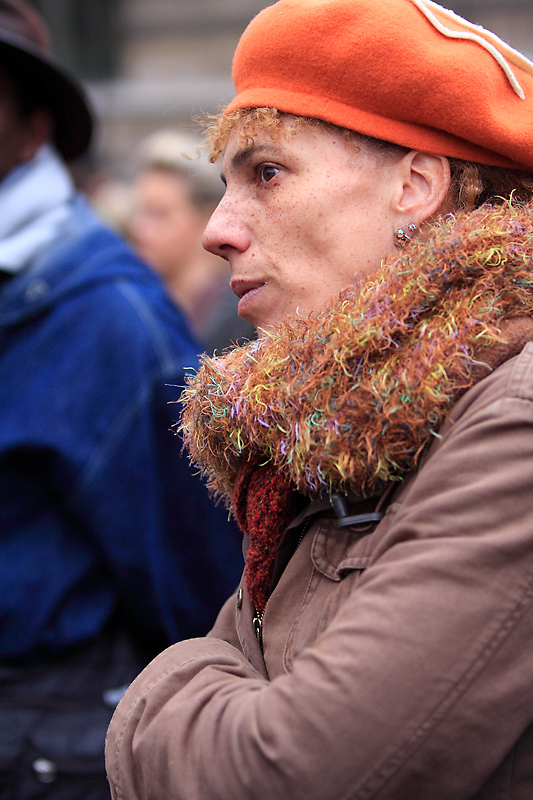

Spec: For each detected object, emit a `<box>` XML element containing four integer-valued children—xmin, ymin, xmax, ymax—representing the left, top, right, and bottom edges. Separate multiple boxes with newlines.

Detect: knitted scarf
<box><xmin>180</xmin><ymin>200</ymin><xmax>533</xmax><ymax>611</ymax></box>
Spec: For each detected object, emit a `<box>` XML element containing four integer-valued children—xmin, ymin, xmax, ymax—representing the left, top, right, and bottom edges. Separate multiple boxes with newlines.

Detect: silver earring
<box><xmin>394</xmin><ymin>222</ymin><xmax>417</xmax><ymax>248</ymax></box>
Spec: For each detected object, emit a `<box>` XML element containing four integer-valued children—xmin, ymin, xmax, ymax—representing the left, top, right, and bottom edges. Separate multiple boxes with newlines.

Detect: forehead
<box><xmin>138</xmin><ymin>167</ymin><xmax>192</xmax><ymax>194</ymax></box>
<box><xmin>222</xmin><ymin>118</ymin><xmax>356</xmax><ymax>172</ymax></box>
<box><xmin>226</xmin><ymin>114</ymin><xmax>342</xmax><ymax>146</ymax></box>
<box><xmin>136</xmin><ymin>168</ymin><xmax>197</xmax><ymax>207</ymax></box>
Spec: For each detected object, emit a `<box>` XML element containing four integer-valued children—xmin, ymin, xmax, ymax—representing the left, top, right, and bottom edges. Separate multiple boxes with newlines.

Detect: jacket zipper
<box><xmin>252</xmin><ymin>515</ymin><xmax>313</xmax><ymax>651</ymax></box>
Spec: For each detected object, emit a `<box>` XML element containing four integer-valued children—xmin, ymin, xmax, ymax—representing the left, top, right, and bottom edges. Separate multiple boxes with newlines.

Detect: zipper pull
<box><xmin>252</xmin><ymin>613</ymin><xmax>263</xmax><ymax>650</ymax></box>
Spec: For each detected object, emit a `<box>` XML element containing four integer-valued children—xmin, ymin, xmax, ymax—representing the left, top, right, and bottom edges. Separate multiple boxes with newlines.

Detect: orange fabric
<box><xmin>226</xmin><ymin>0</ymin><xmax>533</xmax><ymax>171</ymax></box>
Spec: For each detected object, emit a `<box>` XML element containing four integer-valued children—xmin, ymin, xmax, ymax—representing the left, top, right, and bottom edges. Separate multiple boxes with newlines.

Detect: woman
<box><xmin>106</xmin><ymin>1</ymin><xmax>533</xmax><ymax>798</ymax></box>
<box><xmin>130</xmin><ymin>129</ymin><xmax>255</xmax><ymax>353</ymax></box>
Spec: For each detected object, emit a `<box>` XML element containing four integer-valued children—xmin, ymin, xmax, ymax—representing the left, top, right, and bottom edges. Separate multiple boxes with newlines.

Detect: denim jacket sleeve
<box><xmin>66</xmin><ymin>277</ymin><xmax>244</xmax><ymax>651</ymax></box>
<box><xmin>0</xmin><ymin>227</ymin><xmax>243</xmax><ymax>659</ymax></box>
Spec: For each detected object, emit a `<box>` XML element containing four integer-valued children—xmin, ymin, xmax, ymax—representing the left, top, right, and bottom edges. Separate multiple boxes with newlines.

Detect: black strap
<box><xmin>330</xmin><ymin>493</ymin><xmax>383</xmax><ymax>528</ymax></box>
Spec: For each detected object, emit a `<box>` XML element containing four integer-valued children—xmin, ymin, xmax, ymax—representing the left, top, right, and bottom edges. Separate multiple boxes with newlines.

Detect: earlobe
<box><xmin>394</xmin><ymin>151</ymin><xmax>451</xmax><ymax>225</ymax></box>
<box><xmin>394</xmin><ymin>222</ymin><xmax>418</xmax><ymax>249</ymax></box>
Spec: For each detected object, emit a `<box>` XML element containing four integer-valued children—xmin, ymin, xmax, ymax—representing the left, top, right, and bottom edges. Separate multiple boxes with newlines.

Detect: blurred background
<box><xmin>27</xmin><ymin>0</ymin><xmax>533</xmax><ymax>182</ymax></box>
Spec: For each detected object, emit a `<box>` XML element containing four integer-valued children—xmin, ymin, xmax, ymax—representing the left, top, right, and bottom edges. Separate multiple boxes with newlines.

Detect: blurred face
<box><xmin>0</xmin><ymin>69</ymin><xmax>45</xmax><ymax>182</ymax></box>
<box><xmin>131</xmin><ymin>169</ymin><xmax>206</xmax><ymax>278</ymax></box>
<box><xmin>202</xmin><ymin>120</ymin><xmax>402</xmax><ymax>331</ymax></box>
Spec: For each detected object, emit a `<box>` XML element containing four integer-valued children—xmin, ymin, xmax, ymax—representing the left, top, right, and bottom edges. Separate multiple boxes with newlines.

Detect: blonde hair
<box><xmin>138</xmin><ymin>129</ymin><xmax>223</xmax><ymax>209</ymax></box>
<box><xmin>203</xmin><ymin>107</ymin><xmax>533</xmax><ymax>213</ymax></box>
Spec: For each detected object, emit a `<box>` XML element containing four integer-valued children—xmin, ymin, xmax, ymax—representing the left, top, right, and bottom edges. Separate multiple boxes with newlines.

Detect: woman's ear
<box><xmin>393</xmin><ymin>150</ymin><xmax>451</xmax><ymax>225</ymax></box>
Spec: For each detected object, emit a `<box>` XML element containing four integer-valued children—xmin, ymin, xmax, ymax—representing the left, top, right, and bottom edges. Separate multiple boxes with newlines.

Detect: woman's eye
<box><xmin>257</xmin><ymin>164</ymin><xmax>280</xmax><ymax>184</ymax></box>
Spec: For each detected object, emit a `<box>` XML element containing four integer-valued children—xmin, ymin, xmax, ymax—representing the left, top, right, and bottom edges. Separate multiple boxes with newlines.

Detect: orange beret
<box><xmin>225</xmin><ymin>0</ymin><xmax>533</xmax><ymax>171</ymax></box>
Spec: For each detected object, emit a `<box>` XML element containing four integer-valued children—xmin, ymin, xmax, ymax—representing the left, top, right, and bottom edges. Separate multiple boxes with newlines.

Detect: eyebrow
<box><xmin>220</xmin><ymin>143</ymin><xmax>283</xmax><ymax>184</ymax></box>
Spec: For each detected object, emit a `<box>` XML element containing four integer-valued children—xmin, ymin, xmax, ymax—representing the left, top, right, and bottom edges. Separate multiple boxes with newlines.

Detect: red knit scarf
<box><xmin>233</xmin><ymin>458</ymin><xmax>300</xmax><ymax>613</ymax></box>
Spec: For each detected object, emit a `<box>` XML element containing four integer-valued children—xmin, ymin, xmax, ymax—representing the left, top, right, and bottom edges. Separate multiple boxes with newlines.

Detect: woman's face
<box><xmin>131</xmin><ymin>169</ymin><xmax>206</xmax><ymax>279</ymax></box>
<box><xmin>202</xmin><ymin>120</ymin><xmax>404</xmax><ymax>331</ymax></box>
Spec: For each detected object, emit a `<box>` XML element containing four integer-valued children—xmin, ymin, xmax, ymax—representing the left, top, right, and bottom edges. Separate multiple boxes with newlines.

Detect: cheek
<box><xmin>173</xmin><ymin>208</ymin><xmax>205</xmax><ymax>239</ymax></box>
<box><xmin>284</xmin><ymin>185</ymin><xmax>353</xmax><ymax>259</ymax></box>
<box><xmin>264</xmin><ymin>195</ymin><xmax>328</xmax><ymax>264</ymax></box>
<box><xmin>324</xmin><ymin>194</ymin><xmax>391</xmax><ymax>273</ymax></box>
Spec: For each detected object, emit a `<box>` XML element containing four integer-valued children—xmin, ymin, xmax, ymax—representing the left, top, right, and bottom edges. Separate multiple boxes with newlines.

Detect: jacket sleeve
<box><xmin>65</xmin><ymin>279</ymin><xmax>244</xmax><ymax>651</ymax></box>
<box><xmin>207</xmin><ymin>591</ymin><xmax>242</xmax><ymax>648</ymax></box>
<box><xmin>106</xmin><ymin>358</ymin><xmax>533</xmax><ymax>800</ymax></box>
<box><xmin>83</xmin><ymin>376</ymin><xmax>243</xmax><ymax>647</ymax></box>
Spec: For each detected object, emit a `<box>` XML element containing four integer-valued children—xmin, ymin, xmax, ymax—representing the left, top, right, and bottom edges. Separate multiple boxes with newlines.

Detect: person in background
<box><xmin>106</xmin><ymin>1</ymin><xmax>533</xmax><ymax>798</ymax></box>
<box><xmin>0</xmin><ymin>1</ymin><xmax>243</xmax><ymax>797</ymax></box>
<box><xmin>130</xmin><ymin>129</ymin><xmax>256</xmax><ymax>354</ymax></box>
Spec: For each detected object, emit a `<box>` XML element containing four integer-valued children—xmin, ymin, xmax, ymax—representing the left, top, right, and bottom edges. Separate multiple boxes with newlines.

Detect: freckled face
<box><xmin>202</xmin><ymin>121</ymin><xmax>401</xmax><ymax>332</ymax></box>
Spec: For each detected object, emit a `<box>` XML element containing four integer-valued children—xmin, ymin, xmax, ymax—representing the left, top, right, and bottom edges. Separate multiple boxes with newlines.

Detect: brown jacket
<box><xmin>106</xmin><ymin>344</ymin><xmax>533</xmax><ymax>800</ymax></box>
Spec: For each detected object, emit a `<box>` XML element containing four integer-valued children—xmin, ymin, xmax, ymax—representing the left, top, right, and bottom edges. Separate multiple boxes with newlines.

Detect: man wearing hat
<box><xmin>0</xmin><ymin>1</ymin><xmax>243</xmax><ymax>797</ymax></box>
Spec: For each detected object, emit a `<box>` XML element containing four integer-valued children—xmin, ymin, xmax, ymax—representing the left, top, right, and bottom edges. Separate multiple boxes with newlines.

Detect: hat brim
<box><xmin>0</xmin><ymin>28</ymin><xmax>93</xmax><ymax>161</ymax></box>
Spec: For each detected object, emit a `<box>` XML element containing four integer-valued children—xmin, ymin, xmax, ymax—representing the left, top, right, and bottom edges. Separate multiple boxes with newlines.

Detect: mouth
<box><xmin>230</xmin><ymin>278</ymin><xmax>266</xmax><ymax>300</ymax></box>
<box><xmin>230</xmin><ymin>278</ymin><xmax>267</xmax><ymax>322</ymax></box>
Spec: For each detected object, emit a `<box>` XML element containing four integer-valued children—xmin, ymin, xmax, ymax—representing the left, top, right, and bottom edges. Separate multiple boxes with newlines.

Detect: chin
<box><xmin>240</xmin><ymin>309</ymin><xmax>270</xmax><ymax>332</ymax></box>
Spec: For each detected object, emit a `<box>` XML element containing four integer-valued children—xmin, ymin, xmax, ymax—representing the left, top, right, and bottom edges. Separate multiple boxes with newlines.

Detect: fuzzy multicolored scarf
<box><xmin>180</xmin><ymin>200</ymin><xmax>533</xmax><ymax>611</ymax></box>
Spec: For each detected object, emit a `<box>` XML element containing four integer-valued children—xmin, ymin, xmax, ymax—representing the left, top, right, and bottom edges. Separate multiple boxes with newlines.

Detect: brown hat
<box><xmin>0</xmin><ymin>0</ymin><xmax>93</xmax><ymax>160</ymax></box>
<box><xmin>226</xmin><ymin>0</ymin><xmax>533</xmax><ymax>171</ymax></box>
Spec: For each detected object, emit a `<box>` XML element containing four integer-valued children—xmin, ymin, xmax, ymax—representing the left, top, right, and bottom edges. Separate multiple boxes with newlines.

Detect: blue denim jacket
<box><xmin>0</xmin><ymin>197</ymin><xmax>243</xmax><ymax>662</ymax></box>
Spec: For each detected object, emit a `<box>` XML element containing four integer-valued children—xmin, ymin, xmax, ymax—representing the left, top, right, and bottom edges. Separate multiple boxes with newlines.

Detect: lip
<box><xmin>230</xmin><ymin>278</ymin><xmax>265</xmax><ymax>300</ymax></box>
<box><xmin>230</xmin><ymin>278</ymin><xmax>266</xmax><ymax>317</ymax></box>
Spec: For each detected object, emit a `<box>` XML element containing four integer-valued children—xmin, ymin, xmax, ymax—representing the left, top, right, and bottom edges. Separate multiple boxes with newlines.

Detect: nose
<box><xmin>202</xmin><ymin>196</ymin><xmax>251</xmax><ymax>260</ymax></box>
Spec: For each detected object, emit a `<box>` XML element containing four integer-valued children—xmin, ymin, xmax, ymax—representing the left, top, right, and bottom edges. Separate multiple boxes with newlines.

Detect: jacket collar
<box><xmin>0</xmin><ymin>145</ymin><xmax>75</xmax><ymax>276</ymax></box>
<box><xmin>0</xmin><ymin>199</ymin><xmax>145</xmax><ymax>328</ymax></box>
